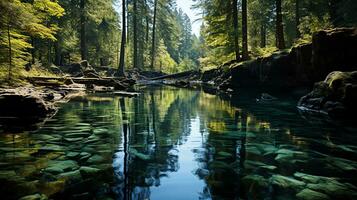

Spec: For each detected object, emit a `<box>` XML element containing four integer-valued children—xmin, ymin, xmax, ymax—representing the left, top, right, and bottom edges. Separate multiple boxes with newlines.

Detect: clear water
<box><xmin>0</xmin><ymin>86</ymin><xmax>356</xmax><ymax>200</ymax></box>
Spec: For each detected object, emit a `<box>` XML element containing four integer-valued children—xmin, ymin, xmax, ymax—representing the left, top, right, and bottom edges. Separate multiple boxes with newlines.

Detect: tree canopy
<box><xmin>0</xmin><ymin>0</ymin><xmax>356</xmax><ymax>81</ymax></box>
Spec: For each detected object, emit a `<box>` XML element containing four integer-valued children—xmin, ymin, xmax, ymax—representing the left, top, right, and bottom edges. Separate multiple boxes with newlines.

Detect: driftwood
<box><xmin>27</xmin><ymin>76</ymin><xmax>135</xmax><ymax>90</ymax></box>
<box><xmin>113</xmin><ymin>91</ymin><xmax>140</xmax><ymax>97</ymax></box>
<box><xmin>150</xmin><ymin>70</ymin><xmax>200</xmax><ymax>80</ymax></box>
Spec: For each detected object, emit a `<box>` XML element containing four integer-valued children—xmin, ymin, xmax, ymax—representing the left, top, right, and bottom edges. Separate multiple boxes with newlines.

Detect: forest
<box><xmin>0</xmin><ymin>0</ymin><xmax>357</xmax><ymax>200</ymax></box>
<box><xmin>1</xmin><ymin>0</ymin><xmax>356</xmax><ymax>82</ymax></box>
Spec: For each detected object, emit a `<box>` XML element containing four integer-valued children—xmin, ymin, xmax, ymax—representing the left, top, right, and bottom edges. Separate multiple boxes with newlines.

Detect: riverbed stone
<box><xmin>45</xmin><ymin>160</ymin><xmax>79</xmax><ymax>174</ymax></box>
<box><xmin>93</xmin><ymin>128</ymin><xmax>109</xmax><ymax>135</ymax></box>
<box><xmin>66</xmin><ymin>152</ymin><xmax>80</xmax><ymax>159</ymax></box>
<box><xmin>296</xmin><ymin>189</ymin><xmax>330</xmax><ymax>200</ymax></box>
<box><xmin>294</xmin><ymin>172</ymin><xmax>334</xmax><ymax>184</ymax></box>
<box><xmin>307</xmin><ymin>180</ymin><xmax>357</xmax><ymax>199</ymax></box>
<box><xmin>58</xmin><ymin>170</ymin><xmax>82</xmax><ymax>184</ymax></box>
<box><xmin>129</xmin><ymin>148</ymin><xmax>151</xmax><ymax>161</ymax></box>
<box><xmin>18</xmin><ymin>193</ymin><xmax>48</xmax><ymax>200</ymax></box>
<box><xmin>271</xmin><ymin>175</ymin><xmax>306</xmax><ymax>191</ymax></box>
<box><xmin>40</xmin><ymin>144</ymin><xmax>63</xmax><ymax>152</ymax></box>
<box><xmin>79</xmin><ymin>152</ymin><xmax>92</xmax><ymax>161</ymax></box>
<box><xmin>44</xmin><ymin>166</ymin><xmax>64</xmax><ymax>175</ymax></box>
<box><xmin>242</xmin><ymin>174</ymin><xmax>269</xmax><ymax>189</ymax></box>
<box><xmin>86</xmin><ymin>154</ymin><xmax>105</xmax><ymax>164</ymax></box>
<box><xmin>64</xmin><ymin>137</ymin><xmax>84</xmax><ymax>142</ymax></box>
<box><xmin>217</xmin><ymin>151</ymin><xmax>231</xmax><ymax>157</ymax></box>
<box><xmin>79</xmin><ymin>166</ymin><xmax>100</xmax><ymax>178</ymax></box>
<box><xmin>64</xmin><ymin>132</ymin><xmax>90</xmax><ymax>138</ymax></box>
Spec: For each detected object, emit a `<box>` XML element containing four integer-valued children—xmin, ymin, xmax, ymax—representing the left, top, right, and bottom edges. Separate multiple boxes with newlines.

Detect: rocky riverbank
<box><xmin>199</xmin><ymin>28</ymin><xmax>357</xmax><ymax>92</ymax></box>
<box><xmin>298</xmin><ymin>71</ymin><xmax>357</xmax><ymax>119</ymax></box>
<box><xmin>0</xmin><ymin>86</ymin><xmax>85</xmax><ymax>132</ymax></box>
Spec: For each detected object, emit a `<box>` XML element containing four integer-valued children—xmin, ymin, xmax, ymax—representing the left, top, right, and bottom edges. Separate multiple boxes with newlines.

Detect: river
<box><xmin>0</xmin><ymin>86</ymin><xmax>356</xmax><ymax>199</ymax></box>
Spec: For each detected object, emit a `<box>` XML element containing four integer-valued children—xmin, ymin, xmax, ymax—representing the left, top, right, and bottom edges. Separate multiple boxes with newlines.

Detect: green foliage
<box><xmin>298</xmin><ymin>14</ymin><xmax>333</xmax><ymax>42</ymax></box>
<box><xmin>0</xmin><ymin>0</ymin><xmax>64</xmax><ymax>83</ymax></box>
<box><xmin>251</xmin><ymin>47</ymin><xmax>279</xmax><ymax>58</ymax></box>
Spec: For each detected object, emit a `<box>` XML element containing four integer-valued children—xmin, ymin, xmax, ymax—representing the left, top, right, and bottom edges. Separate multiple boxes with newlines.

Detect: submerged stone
<box><xmin>45</xmin><ymin>160</ymin><xmax>79</xmax><ymax>174</ymax></box>
<box><xmin>18</xmin><ymin>193</ymin><xmax>48</xmax><ymax>200</ymax></box>
<box><xmin>44</xmin><ymin>166</ymin><xmax>64</xmax><ymax>175</ymax></box>
<box><xmin>64</xmin><ymin>132</ymin><xmax>90</xmax><ymax>138</ymax></box>
<box><xmin>296</xmin><ymin>189</ymin><xmax>330</xmax><ymax>200</ymax></box>
<box><xmin>294</xmin><ymin>172</ymin><xmax>335</xmax><ymax>184</ymax></box>
<box><xmin>79</xmin><ymin>166</ymin><xmax>100</xmax><ymax>178</ymax></box>
<box><xmin>66</xmin><ymin>152</ymin><xmax>80</xmax><ymax>159</ymax></box>
<box><xmin>79</xmin><ymin>152</ymin><xmax>92</xmax><ymax>161</ymax></box>
<box><xmin>58</xmin><ymin>170</ymin><xmax>82</xmax><ymax>184</ymax></box>
<box><xmin>129</xmin><ymin>148</ymin><xmax>151</xmax><ymax>161</ymax></box>
<box><xmin>86</xmin><ymin>154</ymin><xmax>105</xmax><ymax>164</ymax></box>
<box><xmin>271</xmin><ymin>175</ymin><xmax>306</xmax><ymax>190</ymax></box>
<box><xmin>242</xmin><ymin>174</ymin><xmax>269</xmax><ymax>189</ymax></box>
<box><xmin>307</xmin><ymin>180</ymin><xmax>357</xmax><ymax>199</ymax></box>
<box><xmin>217</xmin><ymin>151</ymin><xmax>231</xmax><ymax>157</ymax></box>
<box><xmin>93</xmin><ymin>128</ymin><xmax>109</xmax><ymax>135</ymax></box>
<box><xmin>64</xmin><ymin>137</ymin><xmax>84</xmax><ymax>142</ymax></box>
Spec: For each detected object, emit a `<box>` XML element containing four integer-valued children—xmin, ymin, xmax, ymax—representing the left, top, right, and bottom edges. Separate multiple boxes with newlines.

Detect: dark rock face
<box><xmin>312</xmin><ymin>28</ymin><xmax>357</xmax><ymax>81</ymax></box>
<box><xmin>0</xmin><ymin>88</ymin><xmax>57</xmax><ymax>132</ymax></box>
<box><xmin>298</xmin><ymin>71</ymin><xmax>357</xmax><ymax>118</ymax></box>
<box><xmin>201</xmin><ymin>28</ymin><xmax>357</xmax><ymax>91</ymax></box>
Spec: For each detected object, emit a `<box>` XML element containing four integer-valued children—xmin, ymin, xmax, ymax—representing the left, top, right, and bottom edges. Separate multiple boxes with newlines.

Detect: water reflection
<box><xmin>0</xmin><ymin>86</ymin><xmax>356</xmax><ymax>199</ymax></box>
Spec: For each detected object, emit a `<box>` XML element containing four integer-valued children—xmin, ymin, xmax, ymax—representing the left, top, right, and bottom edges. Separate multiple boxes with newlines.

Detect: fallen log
<box><xmin>150</xmin><ymin>70</ymin><xmax>200</xmax><ymax>80</ymax></box>
<box><xmin>26</xmin><ymin>76</ymin><xmax>136</xmax><ymax>90</ymax></box>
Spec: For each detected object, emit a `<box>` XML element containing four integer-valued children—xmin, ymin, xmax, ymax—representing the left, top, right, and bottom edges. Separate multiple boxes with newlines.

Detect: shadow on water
<box><xmin>0</xmin><ymin>86</ymin><xmax>356</xmax><ymax>199</ymax></box>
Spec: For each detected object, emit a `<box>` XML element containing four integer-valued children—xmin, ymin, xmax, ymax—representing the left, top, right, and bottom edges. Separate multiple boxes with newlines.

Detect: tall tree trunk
<box><xmin>133</xmin><ymin>0</ymin><xmax>138</xmax><ymax>69</ymax></box>
<box><xmin>232</xmin><ymin>0</ymin><xmax>240</xmax><ymax>61</ymax></box>
<box><xmin>260</xmin><ymin>23</ymin><xmax>266</xmax><ymax>48</ymax></box>
<box><xmin>295</xmin><ymin>0</ymin><xmax>300</xmax><ymax>38</ymax></box>
<box><xmin>31</xmin><ymin>37</ymin><xmax>35</xmax><ymax>64</ymax></box>
<box><xmin>242</xmin><ymin>0</ymin><xmax>248</xmax><ymax>60</ymax></box>
<box><xmin>54</xmin><ymin>40</ymin><xmax>61</xmax><ymax>66</ymax></box>
<box><xmin>329</xmin><ymin>0</ymin><xmax>341</xmax><ymax>26</ymax></box>
<box><xmin>7</xmin><ymin>23</ymin><xmax>12</xmax><ymax>83</ymax></box>
<box><xmin>275</xmin><ymin>0</ymin><xmax>285</xmax><ymax>49</ymax></box>
<box><xmin>150</xmin><ymin>0</ymin><xmax>158</xmax><ymax>70</ymax></box>
<box><xmin>47</xmin><ymin>41</ymin><xmax>52</xmax><ymax>65</ymax></box>
<box><xmin>80</xmin><ymin>0</ymin><xmax>87</xmax><ymax>60</ymax></box>
<box><xmin>118</xmin><ymin>0</ymin><xmax>126</xmax><ymax>76</ymax></box>
<box><xmin>126</xmin><ymin>0</ymin><xmax>129</xmax><ymax>44</ymax></box>
<box><xmin>145</xmin><ymin>0</ymin><xmax>149</xmax><ymax>43</ymax></box>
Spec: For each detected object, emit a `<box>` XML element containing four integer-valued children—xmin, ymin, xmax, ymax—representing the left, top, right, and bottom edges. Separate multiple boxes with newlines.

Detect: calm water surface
<box><xmin>0</xmin><ymin>86</ymin><xmax>356</xmax><ymax>200</ymax></box>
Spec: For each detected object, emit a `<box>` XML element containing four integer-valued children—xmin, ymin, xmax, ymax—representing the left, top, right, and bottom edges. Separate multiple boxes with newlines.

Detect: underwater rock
<box><xmin>298</xmin><ymin>71</ymin><xmax>357</xmax><ymax>119</ymax></box>
<box><xmin>195</xmin><ymin>168</ymin><xmax>210</xmax><ymax>179</ymax></box>
<box><xmin>64</xmin><ymin>132</ymin><xmax>91</xmax><ymax>138</ymax></box>
<box><xmin>307</xmin><ymin>180</ymin><xmax>357</xmax><ymax>199</ymax></box>
<box><xmin>0</xmin><ymin>170</ymin><xmax>18</xmax><ymax>181</ymax></box>
<box><xmin>86</xmin><ymin>154</ymin><xmax>105</xmax><ymax>164</ymax></box>
<box><xmin>64</xmin><ymin>137</ymin><xmax>84</xmax><ymax>142</ymax></box>
<box><xmin>79</xmin><ymin>152</ymin><xmax>92</xmax><ymax>161</ymax></box>
<box><xmin>296</xmin><ymin>189</ymin><xmax>330</xmax><ymax>200</ymax></box>
<box><xmin>79</xmin><ymin>166</ymin><xmax>100</xmax><ymax>178</ymax></box>
<box><xmin>44</xmin><ymin>166</ymin><xmax>64</xmax><ymax>175</ymax></box>
<box><xmin>294</xmin><ymin>172</ymin><xmax>335</xmax><ymax>184</ymax></box>
<box><xmin>217</xmin><ymin>151</ymin><xmax>231</xmax><ymax>157</ymax></box>
<box><xmin>18</xmin><ymin>193</ymin><xmax>48</xmax><ymax>200</ymax></box>
<box><xmin>129</xmin><ymin>148</ymin><xmax>151</xmax><ymax>161</ymax></box>
<box><xmin>66</xmin><ymin>152</ymin><xmax>80</xmax><ymax>159</ymax></box>
<box><xmin>271</xmin><ymin>175</ymin><xmax>306</xmax><ymax>191</ymax></box>
<box><xmin>45</xmin><ymin>160</ymin><xmax>79</xmax><ymax>174</ymax></box>
<box><xmin>241</xmin><ymin>174</ymin><xmax>269</xmax><ymax>190</ymax></box>
<box><xmin>325</xmin><ymin>157</ymin><xmax>356</xmax><ymax>172</ymax></box>
<box><xmin>58</xmin><ymin>170</ymin><xmax>82</xmax><ymax>184</ymax></box>
<box><xmin>39</xmin><ymin>144</ymin><xmax>63</xmax><ymax>152</ymax></box>
<box><xmin>93</xmin><ymin>128</ymin><xmax>109</xmax><ymax>135</ymax></box>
